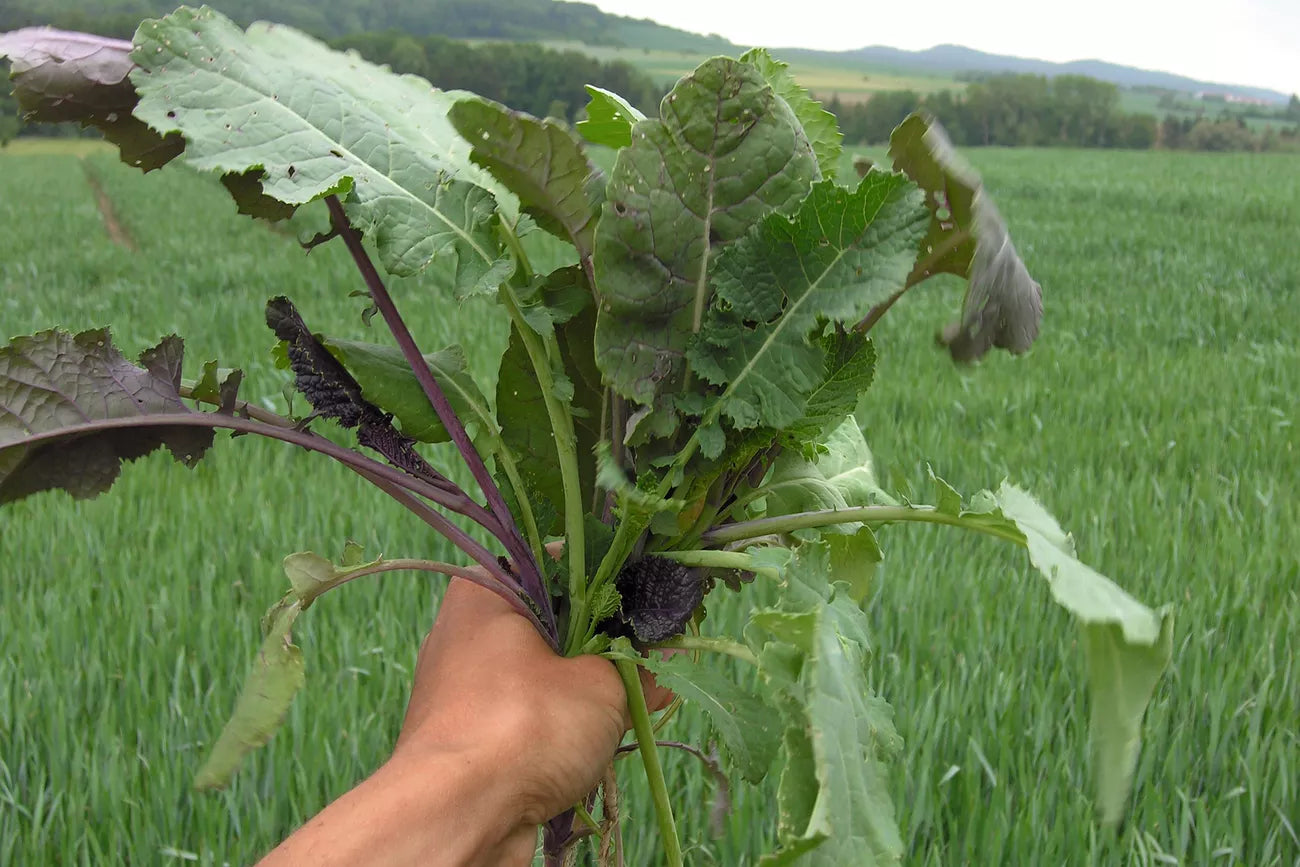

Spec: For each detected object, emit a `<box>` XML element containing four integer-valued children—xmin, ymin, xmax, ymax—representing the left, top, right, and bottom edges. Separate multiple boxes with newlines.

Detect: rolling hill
<box><xmin>1</xmin><ymin>0</ymin><xmax>1289</xmax><ymax>104</ymax></box>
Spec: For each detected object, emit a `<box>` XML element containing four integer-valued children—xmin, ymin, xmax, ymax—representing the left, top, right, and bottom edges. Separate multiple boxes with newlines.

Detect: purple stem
<box><xmin>324</xmin><ymin>196</ymin><xmax>557</xmax><ymax>641</ymax></box>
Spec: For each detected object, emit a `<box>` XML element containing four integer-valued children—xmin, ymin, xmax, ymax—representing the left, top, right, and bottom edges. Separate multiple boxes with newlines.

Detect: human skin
<box><xmin>258</xmin><ymin>576</ymin><xmax>671</xmax><ymax>866</ymax></box>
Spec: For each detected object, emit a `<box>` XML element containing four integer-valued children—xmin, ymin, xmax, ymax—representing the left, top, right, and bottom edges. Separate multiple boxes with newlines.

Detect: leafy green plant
<box><xmin>0</xmin><ymin>10</ymin><xmax>1172</xmax><ymax>865</ymax></box>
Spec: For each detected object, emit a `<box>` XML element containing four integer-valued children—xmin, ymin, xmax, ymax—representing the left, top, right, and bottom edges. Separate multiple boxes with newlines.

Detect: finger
<box><xmin>639</xmin><ymin>665</ymin><xmax>675</xmax><ymax>712</ymax></box>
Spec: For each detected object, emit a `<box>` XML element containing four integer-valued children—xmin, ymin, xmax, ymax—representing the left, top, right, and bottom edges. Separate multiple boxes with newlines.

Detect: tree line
<box><xmin>0</xmin><ymin>0</ymin><xmax>632</xmax><ymax>43</ymax></box>
<box><xmin>330</xmin><ymin>32</ymin><xmax>663</xmax><ymax>124</ymax></box>
<box><xmin>827</xmin><ymin>74</ymin><xmax>1300</xmax><ymax>152</ymax></box>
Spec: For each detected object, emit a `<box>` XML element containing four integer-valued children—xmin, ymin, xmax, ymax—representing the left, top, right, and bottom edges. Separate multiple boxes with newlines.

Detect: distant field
<box><xmin>2</xmin><ymin>145</ymin><xmax>1298</xmax><ymax>866</ymax></box>
<box><xmin>1119</xmin><ymin>90</ymin><xmax>1297</xmax><ymax>132</ymax></box>
<box><xmin>535</xmin><ymin>39</ymin><xmax>960</xmax><ymax>102</ymax></box>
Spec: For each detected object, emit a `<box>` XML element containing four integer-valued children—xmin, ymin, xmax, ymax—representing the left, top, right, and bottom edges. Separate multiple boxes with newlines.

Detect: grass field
<box><xmin>2</xmin><ymin>143</ymin><xmax>1298</xmax><ymax>866</ymax></box>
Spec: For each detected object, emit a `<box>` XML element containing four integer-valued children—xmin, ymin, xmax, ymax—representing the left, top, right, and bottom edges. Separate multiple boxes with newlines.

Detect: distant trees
<box><xmin>1288</xmin><ymin>94</ymin><xmax>1300</xmax><ymax>121</ymax></box>
<box><xmin>332</xmin><ymin>33</ymin><xmax>664</xmax><ymax>123</ymax></box>
<box><xmin>828</xmin><ymin>73</ymin><xmax>1290</xmax><ymax>152</ymax></box>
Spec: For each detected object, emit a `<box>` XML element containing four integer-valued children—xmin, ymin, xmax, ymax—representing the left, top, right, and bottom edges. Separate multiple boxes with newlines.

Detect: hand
<box><xmin>397</xmin><ymin>576</ymin><xmax>671</xmax><ymax>825</ymax></box>
<box><xmin>259</xmin><ymin>573</ymin><xmax>671</xmax><ymax>867</ymax></box>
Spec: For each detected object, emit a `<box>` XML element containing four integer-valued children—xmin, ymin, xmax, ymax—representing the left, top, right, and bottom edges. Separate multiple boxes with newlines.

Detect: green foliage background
<box><xmin>1</xmin><ymin>143</ymin><xmax>1296</xmax><ymax>864</ymax></box>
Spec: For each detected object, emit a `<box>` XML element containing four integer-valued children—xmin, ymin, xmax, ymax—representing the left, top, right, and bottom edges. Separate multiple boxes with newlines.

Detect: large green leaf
<box><xmin>0</xmin><ymin>28</ymin><xmax>183</xmax><ymax>170</ymax></box>
<box><xmin>592</xmin><ymin>57</ymin><xmax>818</xmax><ymax>427</ymax></box>
<box><xmin>0</xmin><ymin>329</ymin><xmax>215</xmax><ymax>504</ymax></box>
<box><xmin>689</xmin><ymin>174</ymin><xmax>926</xmax><ymax>443</ymax></box>
<box><xmin>747</xmin><ymin>543</ymin><xmax>904</xmax><ymax>865</ymax></box>
<box><xmin>740</xmin><ymin>49</ymin><xmax>842</xmax><ymax>179</ymax></box>
<box><xmin>194</xmin><ymin>595</ymin><xmax>305</xmax><ymax>790</ymax></box>
<box><xmin>575</xmin><ymin>84</ymin><xmax>645</xmax><ymax>149</ymax></box>
<box><xmin>888</xmin><ymin>114</ymin><xmax>1043</xmax><ymax>361</ymax></box>
<box><xmin>129</xmin><ymin>7</ymin><xmax>511</xmax><ymax>280</ymax></box>
<box><xmin>449</xmin><ymin>97</ymin><xmax>603</xmax><ymax>267</ymax></box>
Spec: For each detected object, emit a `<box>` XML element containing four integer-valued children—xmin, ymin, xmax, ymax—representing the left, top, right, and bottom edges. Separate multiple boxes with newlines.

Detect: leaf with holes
<box><xmin>592</xmin><ymin>57</ymin><xmax>818</xmax><ymax>433</ymax></box>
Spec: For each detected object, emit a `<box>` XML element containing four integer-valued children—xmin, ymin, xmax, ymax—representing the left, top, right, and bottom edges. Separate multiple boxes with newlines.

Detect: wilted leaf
<box><xmin>593</xmin><ymin>57</ymin><xmax>818</xmax><ymax>427</ymax></box>
<box><xmin>0</xmin><ymin>329</ymin><xmax>215</xmax><ymax>504</ymax></box>
<box><xmin>990</xmin><ymin>482</ymin><xmax>1173</xmax><ymax>822</ymax></box>
<box><xmin>882</xmin><ymin>472</ymin><xmax>1172</xmax><ymax>823</ymax></box>
<box><xmin>575</xmin><ymin>84</ymin><xmax>644</xmax><ymax>149</ymax></box>
<box><xmin>741</xmin><ymin>49</ymin><xmax>842</xmax><ymax>179</ymax></box>
<box><xmin>0</xmin><ymin>27</ymin><xmax>182</xmax><ymax>170</ymax></box>
<box><xmin>888</xmin><ymin>114</ymin><xmax>1043</xmax><ymax>361</ymax></box>
<box><xmin>688</xmin><ymin>173</ymin><xmax>927</xmax><ymax>438</ymax></box>
<box><xmin>194</xmin><ymin>597</ymin><xmax>305</xmax><ymax>790</ymax></box>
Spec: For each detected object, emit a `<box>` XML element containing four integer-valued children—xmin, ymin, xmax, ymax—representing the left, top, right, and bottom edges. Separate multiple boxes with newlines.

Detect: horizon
<box><xmin>582</xmin><ymin>0</ymin><xmax>1299</xmax><ymax>98</ymax></box>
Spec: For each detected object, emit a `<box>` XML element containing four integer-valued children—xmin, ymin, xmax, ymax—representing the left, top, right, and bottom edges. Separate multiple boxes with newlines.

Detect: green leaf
<box><xmin>321</xmin><ymin>338</ymin><xmax>491</xmax><ymax>446</ymax></box>
<box><xmin>575</xmin><ymin>84</ymin><xmax>644</xmax><ymax>149</ymax></box>
<box><xmin>888</xmin><ymin>114</ymin><xmax>1043</xmax><ymax>361</ymax></box>
<box><xmin>188</xmin><ymin>359</ymin><xmax>242</xmax><ymax>412</ymax></box>
<box><xmin>282</xmin><ymin>547</ymin><xmax>382</xmax><ymax>607</ymax></box>
<box><xmin>826</xmin><ymin>528</ymin><xmax>882</xmax><ymax>604</ymax></box>
<box><xmin>0</xmin><ymin>28</ymin><xmax>183</xmax><ymax>170</ymax></box>
<box><xmin>748</xmin><ymin>543</ymin><xmax>904</xmax><ymax>865</ymax></box>
<box><xmin>928</xmin><ymin>464</ymin><xmax>962</xmax><ymax>516</ymax></box>
<box><xmin>593</xmin><ymin>57</ymin><xmax>818</xmax><ymax>419</ymax></box>
<box><xmin>876</xmin><ymin>473</ymin><xmax>1171</xmax><ymax>823</ymax></box>
<box><xmin>990</xmin><ymin>482</ymin><xmax>1173</xmax><ymax>823</ymax></box>
<box><xmin>0</xmin><ymin>329</ymin><xmax>216</xmax><ymax>504</ymax></box>
<box><xmin>450</xmin><ymin>97</ymin><xmax>603</xmax><ymax>264</ymax></box>
<box><xmin>755</xmin><ymin>417</ymin><xmax>895</xmax><ymax>533</ymax></box>
<box><xmin>783</xmin><ymin>330</ymin><xmax>876</xmax><ymax>444</ymax></box>
<box><xmin>740</xmin><ymin>49</ymin><xmax>842</xmax><ymax>179</ymax></box>
<box><xmin>688</xmin><ymin>173</ymin><xmax>928</xmax><ymax>435</ymax></box>
<box><xmin>129</xmin><ymin>8</ymin><xmax>511</xmax><ymax>280</ymax></box>
<box><xmin>628</xmin><ymin>651</ymin><xmax>782</xmax><ymax>783</ymax></box>
<box><xmin>194</xmin><ymin>596</ymin><xmax>305</xmax><ymax>791</ymax></box>
<box><xmin>497</xmin><ymin>324</ymin><xmax>565</xmax><ymax>534</ymax></box>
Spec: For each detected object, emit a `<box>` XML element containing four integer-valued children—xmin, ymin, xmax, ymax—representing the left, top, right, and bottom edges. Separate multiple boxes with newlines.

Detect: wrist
<box><xmin>377</xmin><ymin>745</ymin><xmax>535</xmax><ymax>865</ymax></box>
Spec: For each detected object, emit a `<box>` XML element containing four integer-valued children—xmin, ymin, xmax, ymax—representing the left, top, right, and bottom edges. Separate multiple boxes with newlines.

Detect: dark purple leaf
<box><xmin>609</xmin><ymin>555</ymin><xmax>704</xmax><ymax>643</ymax></box>
<box><xmin>0</xmin><ymin>329</ymin><xmax>215</xmax><ymax>503</ymax></box>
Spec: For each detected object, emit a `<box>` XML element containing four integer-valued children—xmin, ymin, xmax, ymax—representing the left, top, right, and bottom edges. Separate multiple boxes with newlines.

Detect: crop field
<box><xmin>2</xmin><ymin>142</ymin><xmax>1297</xmax><ymax>865</ymax></box>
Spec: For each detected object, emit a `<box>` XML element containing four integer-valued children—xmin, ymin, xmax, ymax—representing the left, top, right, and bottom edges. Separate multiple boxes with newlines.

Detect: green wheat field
<box><xmin>2</xmin><ymin>142</ymin><xmax>1297</xmax><ymax>865</ymax></box>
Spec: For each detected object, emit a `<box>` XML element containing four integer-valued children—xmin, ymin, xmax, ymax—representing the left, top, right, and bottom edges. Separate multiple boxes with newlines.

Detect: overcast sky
<box><xmin>586</xmin><ymin>0</ymin><xmax>1299</xmax><ymax>96</ymax></box>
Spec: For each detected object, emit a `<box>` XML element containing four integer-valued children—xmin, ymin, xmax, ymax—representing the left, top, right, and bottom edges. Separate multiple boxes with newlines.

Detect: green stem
<box><xmin>703</xmin><ymin>504</ymin><xmax>1027</xmax><ymax>546</ymax></box>
<box><xmin>580</xmin><ymin>516</ymin><xmax>644</xmax><ymax>647</ymax></box>
<box><xmin>302</xmin><ymin>558</ymin><xmax>482</xmax><ymax>605</ymax></box>
<box><xmin>571</xmin><ymin>801</ymin><xmax>600</xmax><ymax>834</ymax></box>
<box><xmin>650</xmin><ymin>635</ymin><xmax>759</xmax><ymax>667</ymax></box>
<box><xmin>497</xmin><ymin>227</ymin><xmax>586</xmax><ymax>655</ymax></box>
<box><xmin>615</xmin><ymin>659</ymin><xmax>683</xmax><ymax>867</ymax></box>
<box><xmin>655</xmin><ymin>549</ymin><xmax>781</xmax><ymax>578</ymax></box>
